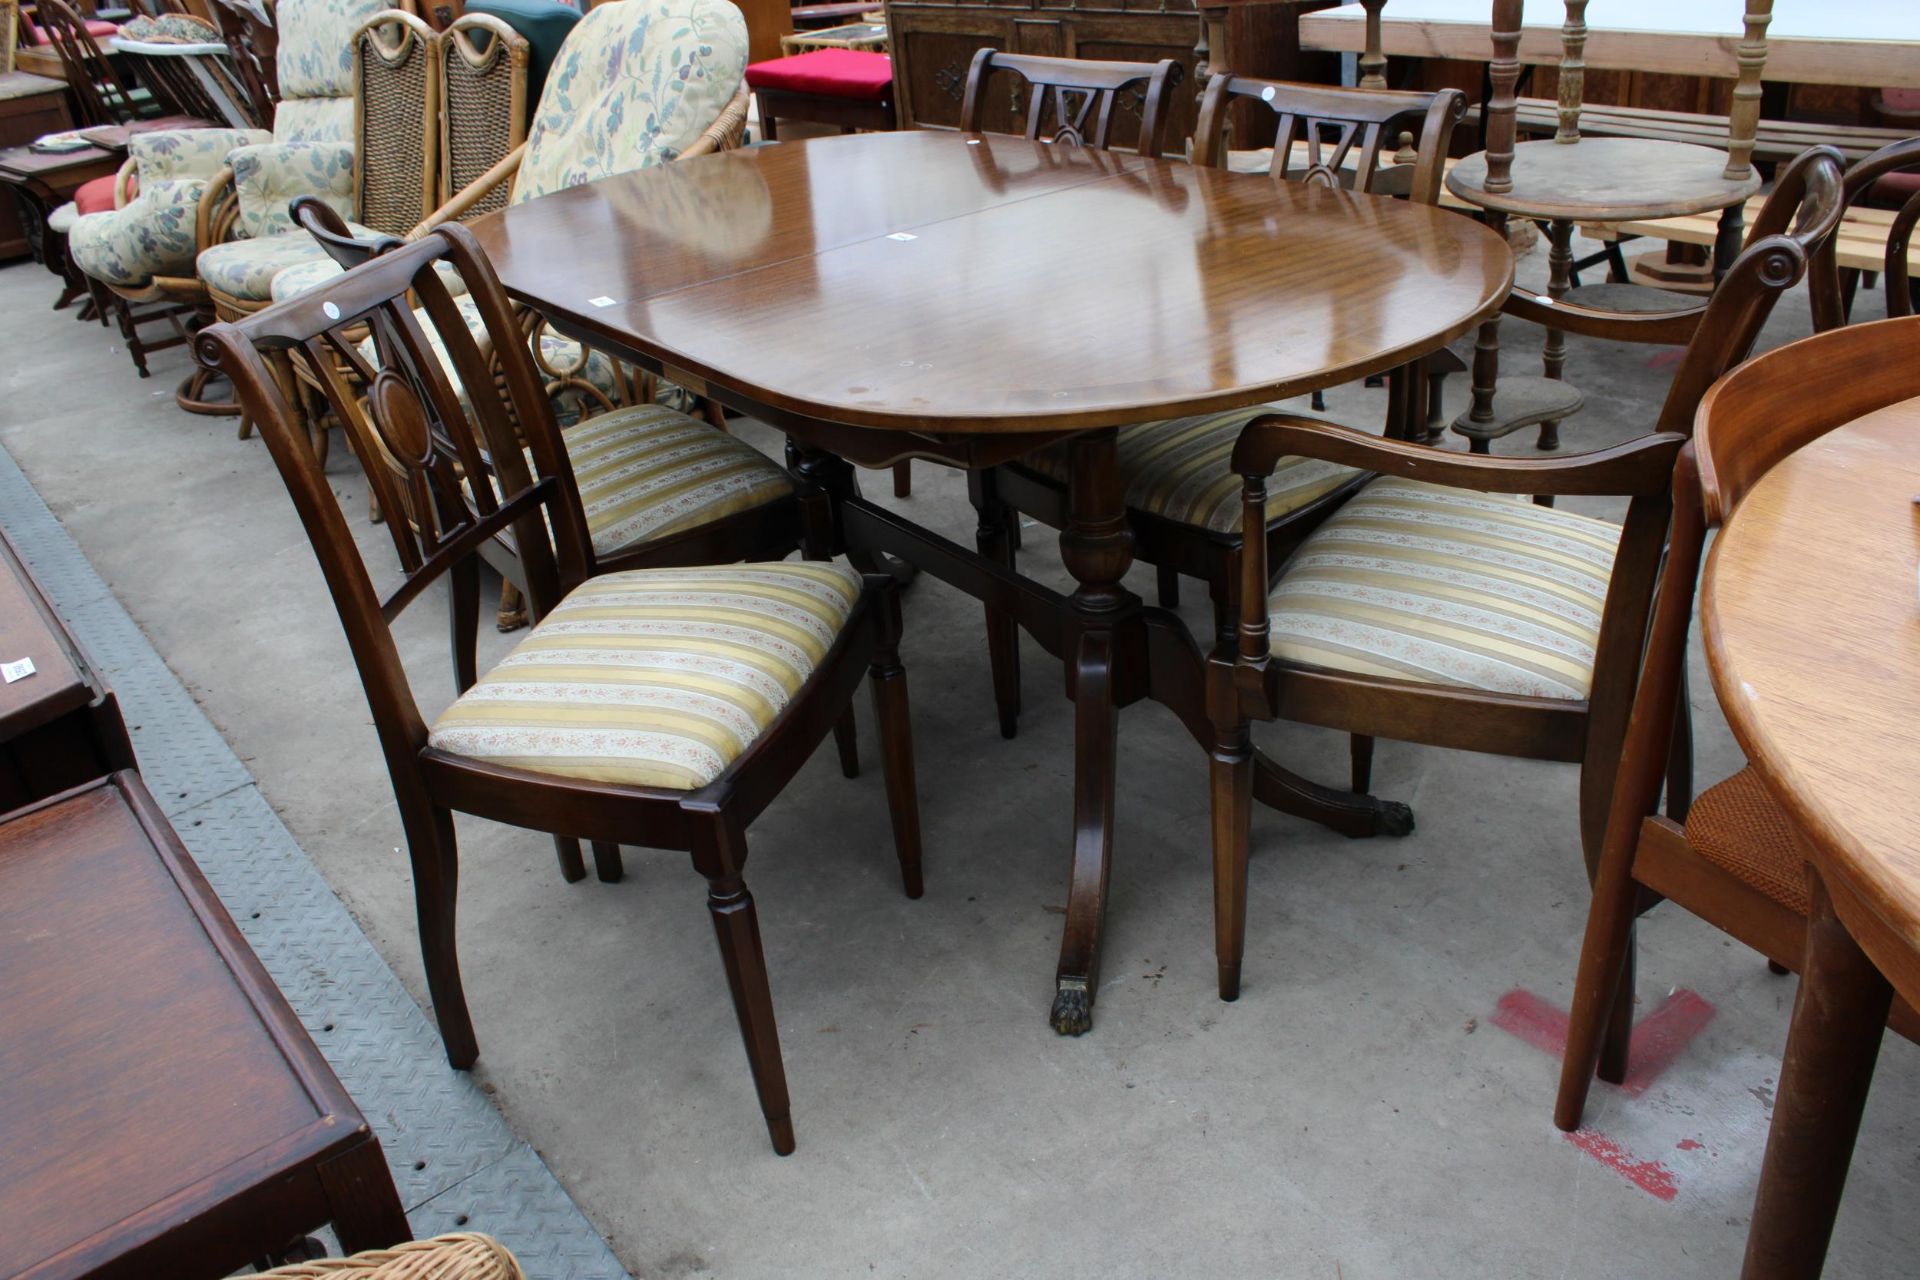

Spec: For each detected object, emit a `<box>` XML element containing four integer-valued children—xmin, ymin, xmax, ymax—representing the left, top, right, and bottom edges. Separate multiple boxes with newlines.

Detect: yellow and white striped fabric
<box><xmin>1027</xmin><ymin>410</ymin><xmax>1361</xmax><ymax>534</ymax></box>
<box><xmin>428</xmin><ymin>562</ymin><xmax>864</xmax><ymax>789</ymax></box>
<box><xmin>1268</xmin><ymin>477</ymin><xmax>1619</xmax><ymax>700</ymax></box>
<box><xmin>548</xmin><ymin>404</ymin><xmax>794</xmax><ymax>558</ymax></box>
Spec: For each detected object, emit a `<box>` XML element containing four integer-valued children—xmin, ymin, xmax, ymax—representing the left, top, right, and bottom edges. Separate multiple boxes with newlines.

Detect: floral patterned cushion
<box><xmin>272</xmin><ymin>94</ymin><xmax>358</xmax><ymax>143</ymax></box>
<box><xmin>198</xmin><ymin>222</ymin><xmax>377</xmax><ymax>300</ymax></box>
<box><xmin>276</xmin><ymin>0</ymin><xmax>389</xmax><ymax>103</ymax></box>
<box><xmin>48</xmin><ymin>201</ymin><xmax>79</xmax><ymax>234</ymax></box>
<box><xmin>67</xmin><ymin>129</ymin><xmax>269</xmax><ymax>286</ymax></box>
<box><xmin>512</xmin><ymin>0</ymin><xmax>747</xmax><ymax>203</ymax></box>
<box><xmin>118</xmin><ymin>13</ymin><xmax>220</xmax><ymax>42</ymax></box>
<box><xmin>229</xmin><ymin>140</ymin><xmax>357</xmax><ymax>240</ymax></box>
<box><xmin>268</xmin><ymin>254</ymin><xmax>346</xmax><ymax>301</ymax></box>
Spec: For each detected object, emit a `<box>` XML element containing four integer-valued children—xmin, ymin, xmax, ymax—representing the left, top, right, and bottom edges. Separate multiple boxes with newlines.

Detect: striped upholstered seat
<box><xmin>1268</xmin><ymin>477</ymin><xmax>1620</xmax><ymax>700</ymax></box>
<box><xmin>1027</xmin><ymin>410</ymin><xmax>1361</xmax><ymax>534</ymax></box>
<box><xmin>428</xmin><ymin>562</ymin><xmax>863</xmax><ymax>789</ymax></box>
<box><xmin>539</xmin><ymin>404</ymin><xmax>795</xmax><ymax>558</ymax></box>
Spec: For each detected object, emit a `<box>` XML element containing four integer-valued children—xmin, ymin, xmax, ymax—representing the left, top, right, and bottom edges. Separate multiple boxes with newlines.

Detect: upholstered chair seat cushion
<box><xmin>230</xmin><ymin>139</ymin><xmax>358</xmax><ymax>239</ymax></box>
<box><xmin>198</xmin><ymin>219</ymin><xmax>377</xmax><ymax>300</ymax></box>
<box><xmin>428</xmin><ymin>562</ymin><xmax>863</xmax><ymax>789</ymax></box>
<box><xmin>745</xmin><ymin>48</ymin><xmax>892</xmax><ymax>101</ymax></box>
<box><xmin>68</xmin><ymin>126</ymin><xmax>272</xmax><ymax>286</ymax></box>
<box><xmin>511</xmin><ymin>0</ymin><xmax>749</xmax><ymax>203</ymax></box>
<box><xmin>1027</xmin><ymin>409</ymin><xmax>1361</xmax><ymax>535</ymax></box>
<box><xmin>117</xmin><ymin>12</ymin><xmax>220</xmax><ymax>42</ymax></box>
<box><xmin>1267</xmin><ymin>477</ymin><xmax>1619</xmax><ymax>700</ymax></box>
<box><xmin>506</xmin><ymin>404</ymin><xmax>796</xmax><ymax>560</ymax></box>
<box><xmin>73</xmin><ymin>173</ymin><xmax>120</xmax><ymax>214</ymax></box>
<box><xmin>267</xmin><ymin>254</ymin><xmax>350</xmax><ymax>301</ymax></box>
<box><xmin>1682</xmin><ymin>766</ymin><xmax>1810</xmax><ymax>916</ymax></box>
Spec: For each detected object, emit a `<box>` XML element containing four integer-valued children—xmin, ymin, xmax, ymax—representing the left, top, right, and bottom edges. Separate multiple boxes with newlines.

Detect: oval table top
<box><xmin>1702</xmin><ymin>393</ymin><xmax>1920</xmax><ymax>1002</ymax></box>
<box><xmin>1447</xmin><ymin>138</ymin><xmax>1761</xmax><ymax>223</ymax></box>
<box><xmin>468</xmin><ymin>130</ymin><xmax>1513</xmax><ymax>435</ymax></box>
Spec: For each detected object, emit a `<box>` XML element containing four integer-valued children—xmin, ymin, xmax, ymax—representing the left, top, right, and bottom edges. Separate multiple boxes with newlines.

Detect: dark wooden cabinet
<box><xmin>0</xmin><ymin>72</ymin><xmax>76</xmax><ymax>260</ymax></box>
<box><xmin>882</xmin><ymin>0</ymin><xmax>1338</xmax><ymax>151</ymax></box>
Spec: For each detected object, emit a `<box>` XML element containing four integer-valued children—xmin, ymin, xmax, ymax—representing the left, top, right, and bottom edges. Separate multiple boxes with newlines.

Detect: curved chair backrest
<box><xmin>1650</xmin><ymin>146</ymin><xmax>1846</xmax><ymax>436</ymax></box>
<box><xmin>36</xmin><ymin>0</ymin><xmax>139</xmax><ymax>126</ymax></box>
<box><xmin>273</xmin><ymin>0</ymin><xmax>391</xmax><ymax>141</ymax></box>
<box><xmin>511</xmin><ymin>0</ymin><xmax>748</xmax><ymax>204</ymax></box>
<box><xmin>959</xmin><ymin>49</ymin><xmax>1179</xmax><ymax>158</ymax></box>
<box><xmin>440</xmin><ymin>12</ymin><xmax>529</xmax><ymax>217</ymax></box>
<box><xmin>1192</xmin><ymin>76</ymin><xmax>1465</xmax><ymax>205</ymax></box>
<box><xmin>1807</xmin><ymin>137</ymin><xmax>1920</xmax><ymax>332</ymax></box>
<box><xmin>354</xmin><ymin>9</ymin><xmax>442</xmax><ymax>234</ymax></box>
<box><xmin>197</xmin><ymin>225</ymin><xmax>588</xmax><ymax>763</ymax></box>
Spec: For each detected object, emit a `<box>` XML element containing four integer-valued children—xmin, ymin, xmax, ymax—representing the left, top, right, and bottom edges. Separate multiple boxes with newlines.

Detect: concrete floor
<box><xmin>3</xmin><ymin>236</ymin><xmax>1916</xmax><ymax>1278</ymax></box>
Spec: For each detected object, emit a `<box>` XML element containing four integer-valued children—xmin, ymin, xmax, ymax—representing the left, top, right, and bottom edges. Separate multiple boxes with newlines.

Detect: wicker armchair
<box><xmin>258</xmin><ymin>1235</ymin><xmax>525</xmax><ymax>1280</ymax></box>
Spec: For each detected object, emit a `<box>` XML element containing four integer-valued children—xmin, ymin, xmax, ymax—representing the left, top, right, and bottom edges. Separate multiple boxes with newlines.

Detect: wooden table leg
<box><xmin>318</xmin><ymin>1134</ymin><xmax>412</xmax><ymax>1254</ymax></box>
<box><xmin>1740</xmin><ymin>877</ymin><xmax>1891</xmax><ymax>1280</ymax></box>
<box><xmin>1050</xmin><ymin>429</ymin><xmax>1138</xmax><ymax>1035</ymax></box>
<box><xmin>1537</xmin><ymin>217</ymin><xmax>1574</xmax><ymax>451</ymax></box>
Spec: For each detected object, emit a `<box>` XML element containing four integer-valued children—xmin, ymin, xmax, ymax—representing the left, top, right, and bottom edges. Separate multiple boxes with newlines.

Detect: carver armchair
<box><xmin>1203</xmin><ymin>148</ymin><xmax>1845</xmax><ymax>1006</ymax></box>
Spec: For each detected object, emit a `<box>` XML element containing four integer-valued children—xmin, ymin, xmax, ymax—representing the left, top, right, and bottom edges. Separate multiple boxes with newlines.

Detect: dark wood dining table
<box><xmin>468</xmin><ymin>130</ymin><xmax>1512</xmax><ymax>1034</ymax></box>
<box><xmin>1702</xmin><ymin>388</ymin><xmax>1920</xmax><ymax>1278</ymax></box>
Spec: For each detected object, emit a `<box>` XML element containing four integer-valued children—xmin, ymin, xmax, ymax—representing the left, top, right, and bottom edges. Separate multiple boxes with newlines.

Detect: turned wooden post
<box><xmin>1485</xmin><ymin>0</ymin><xmax>1523</xmax><ymax>193</ymax></box>
<box><xmin>1358</xmin><ymin>0</ymin><xmax>1387</xmax><ymax>89</ymax></box>
<box><xmin>1723</xmin><ymin>0</ymin><xmax>1773</xmax><ymax>180</ymax></box>
<box><xmin>1556</xmin><ymin>0</ymin><xmax>1587</xmax><ymax>142</ymax></box>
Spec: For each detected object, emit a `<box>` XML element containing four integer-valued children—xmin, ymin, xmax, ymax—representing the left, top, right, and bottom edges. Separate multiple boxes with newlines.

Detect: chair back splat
<box><xmin>959</xmin><ymin>48</ymin><xmax>1180</xmax><ymax>158</ymax></box>
<box><xmin>197</xmin><ymin>225</ymin><xmax>587</xmax><ymax>757</ymax></box>
<box><xmin>1809</xmin><ymin>136</ymin><xmax>1920</xmax><ymax>331</ymax></box>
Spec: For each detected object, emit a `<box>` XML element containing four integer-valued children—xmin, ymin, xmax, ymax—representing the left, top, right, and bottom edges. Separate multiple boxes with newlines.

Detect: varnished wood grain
<box><xmin>469</xmin><ymin>131</ymin><xmax>1512</xmax><ymax>435</ymax></box>
<box><xmin>1299</xmin><ymin>1</ymin><xmax>1920</xmax><ymax>90</ymax></box>
<box><xmin>1448</xmin><ymin>137</ymin><xmax>1760</xmax><ymax>223</ymax></box>
<box><xmin>1702</xmin><ymin>383</ymin><xmax>1920</xmax><ymax>1009</ymax></box>
<box><xmin>0</xmin><ymin>773</ymin><xmax>407</xmax><ymax>1279</ymax></box>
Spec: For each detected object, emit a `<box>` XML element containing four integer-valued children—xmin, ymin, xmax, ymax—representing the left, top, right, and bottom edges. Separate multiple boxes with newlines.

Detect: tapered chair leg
<box><xmin>892</xmin><ymin>460</ymin><xmax>911</xmax><ymax>498</ymax></box>
<box><xmin>591</xmin><ymin>841</ymin><xmax>625</xmax><ymax>883</ymax></box>
<box><xmin>1211</xmin><ymin>717</ymin><xmax>1252</xmax><ymax>1001</ymax></box>
<box><xmin>552</xmin><ymin>836</ymin><xmax>588</xmax><ymax>883</ymax></box>
<box><xmin>867</xmin><ymin>581</ymin><xmax>923</xmax><ymax>899</ymax></box>
<box><xmin>449</xmin><ymin>556</ymin><xmax>480</xmax><ymax>695</ymax></box>
<box><xmin>496</xmin><ymin>581</ymin><xmax>527</xmax><ymax>631</ymax></box>
<box><xmin>1665</xmin><ymin>668</ymin><xmax>1695</xmax><ymax>823</ymax></box>
<box><xmin>406</xmin><ymin>806</ymin><xmax>478</xmax><ymax>1068</ymax></box>
<box><xmin>968</xmin><ymin>468</ymin><xmax>1021</xmax><ymax>739</ymax></box>
<box><xmin>702</xmin><ymin>856</ymin><xmax>795</xmax><ymax>1155</ymax></box>
<box><xmin>1350</xmin><ymin>734</ymin><xmax>1375</xmax><ymax>795</ymax></box>
<box><xmin>831</xmin><ymin>707</ymin><xmax>860</xmax><ymax>778</ymax></box>
<box><xmin>1556</xmin><ymin>844</ymin><xmax>1643</xmax><ymax>1129</ymax></box>
<box><xmin>1597</xmin><ymin>930</ymin><xmax>1636</xmax><ymax>1084</ymax></box>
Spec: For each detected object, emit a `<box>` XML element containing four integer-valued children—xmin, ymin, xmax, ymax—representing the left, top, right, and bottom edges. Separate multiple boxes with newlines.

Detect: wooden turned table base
<box><xmin>793</xmin><ymin>434</ymin><xmax>1414</xmax><ymax>1035</ymax></box>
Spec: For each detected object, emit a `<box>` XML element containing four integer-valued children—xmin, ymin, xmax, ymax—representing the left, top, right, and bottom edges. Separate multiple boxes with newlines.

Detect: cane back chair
<box><xmin>197</xmin><ymin>223</ymin><xmax>925</xmax><ymax>1155</ymax></box>
<box><xmin>1204</xmin><ymin>147</ymin><xmax>1846</xmax><ymax>1004</ymax></box>
<box><xmin>984</xmin><ymin>75</ymin><xmax>1466</xmax><ymax>749</ymax></box>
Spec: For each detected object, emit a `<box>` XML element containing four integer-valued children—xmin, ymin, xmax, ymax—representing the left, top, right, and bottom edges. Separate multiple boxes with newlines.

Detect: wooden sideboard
<box><xmin>881</xmin><ymin>0</ymin><xmax>1339</xmax><ymax>150</ymax></box>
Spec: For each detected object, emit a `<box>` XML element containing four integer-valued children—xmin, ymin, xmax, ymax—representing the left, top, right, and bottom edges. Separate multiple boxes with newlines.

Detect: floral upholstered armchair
<box><xmin>64</xmin><ymin>0</ymin><xmax>384</xmax><ymax>407</ymax></box>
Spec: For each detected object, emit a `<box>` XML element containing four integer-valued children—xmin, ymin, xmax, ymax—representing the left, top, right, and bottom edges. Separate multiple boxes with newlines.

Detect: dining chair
<box><xmin>1809</xmin><ymin>135</ymin><xmax>1920</xmax><ymax>330</ymax></box>
<box><xmin>981</xmin><ymin>75</ymin><xmax>1465</xmax><ymax>751</ymax></box>
<box><xmin>958</xmin><ymin>48</ymin><xmax>1180</xmax><ymax>158</ymax></box>
<box><xmin>195</xmin><ymin>223</ymin><xmax>925</xmax><ymax>1155</ymax></box>
<box><xmin>1555</xmin><ymin>315</ymin><xmax>1920</xmax><ymax>1141</ymax></box>
<box><xmin>1203</xmin><ymin>146</ymin><xmax>1846</xmax><ymax>1004</ymax></box>
<box><xmin>32</xmin><ymin>0</ymin><xmax>150</xmax><ymax>127</ymax></box>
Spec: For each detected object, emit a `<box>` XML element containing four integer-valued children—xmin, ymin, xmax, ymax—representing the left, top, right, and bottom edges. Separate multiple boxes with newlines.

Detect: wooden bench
<box><xmin>1468</xmin><ymin>98</ymin><xmax>1911</xmax><ymax>166</ymax></box>
<box><xmin>1578</xmin><ymin>193</ymin><xmax>1920</xmax><ymax>278</ymax></box>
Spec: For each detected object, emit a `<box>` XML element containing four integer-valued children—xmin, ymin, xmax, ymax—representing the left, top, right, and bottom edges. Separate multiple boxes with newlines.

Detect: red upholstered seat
<box><xmin>1869</xmin><ymin>169</ymin><xmax>1920</xmax><ymax>211</ymax></box>
<box><xmin>73</xmin><ymin>173</ymin><xmax>121</xmax><ymax>214</ymax></box>
<box><xmin>745</xmin><ymin>49</ymin><xmax>892</xmax><ymax>102</ymax></box>
<box><xmin>26</xmin><ymin>17</ymin><xmax>120</xmax><ymax>43</ymax></box>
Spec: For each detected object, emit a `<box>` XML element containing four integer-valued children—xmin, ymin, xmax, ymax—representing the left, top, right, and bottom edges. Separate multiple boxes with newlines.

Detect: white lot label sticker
<box><xmin>589</xmin><ymin>295</ymin><xmax>618</xmax><ymax>307</ymax></box>
<box><xmin>888</xmin><ymin>232</ymin><xmax>917</xmax><ymax>241</ymax></box>
<box><xmin>1</xmin><ymin>657</ymin><xmax>36</xmax><ymax>683</ymax></box>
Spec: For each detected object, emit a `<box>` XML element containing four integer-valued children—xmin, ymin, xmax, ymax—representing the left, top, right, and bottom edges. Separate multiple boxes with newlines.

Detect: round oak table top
<box><xmin>467</xmin><ymin>130</ymin><xmax>1514</xmax><ymax>435</ymax></box>
<box><xmin>1702</xmin><ymin>392</ymin><xmax>1920</xmax><ymax>1004</ymax></box>
<box><xmin>1447</xmin><ymin>137</ymin><xmax>1761</xmax><ymax>223</ymax></box>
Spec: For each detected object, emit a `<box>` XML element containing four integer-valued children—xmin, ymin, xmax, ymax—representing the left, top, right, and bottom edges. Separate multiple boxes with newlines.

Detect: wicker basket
<box><xmin>256</xmin><ymin>1234</ymin><xmax>526</xmax><ymax>1280</ymax></box>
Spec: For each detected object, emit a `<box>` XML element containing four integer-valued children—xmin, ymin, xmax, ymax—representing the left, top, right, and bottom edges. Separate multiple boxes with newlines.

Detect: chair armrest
<box><xmin>114</xmin><ymin>157</ymin><xmax>138</xmax><ymax>208</ymax></box>
<box><xmin>413</xmin><ymin>144</ymin><xmax>526</xmax><ymax>236</ymax></box>
<box><xmin>1224</xmin><ymin>413</ymin><xmax>1685</xmax><ymax>673</ymax></box>
<box><xmin>195</xmin><ymin>164</ymin><xmax>240</xmax><ymax>249</ymax></box>
<box><xmin>1502</xmin><ymin>284</ymin><xmax>1706</xmax><ymax>347</ymax></box>
<box><xmin>128</xmin><ymin>126</ymin><xmax>272</xmax><ymax>180</ymax></box>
